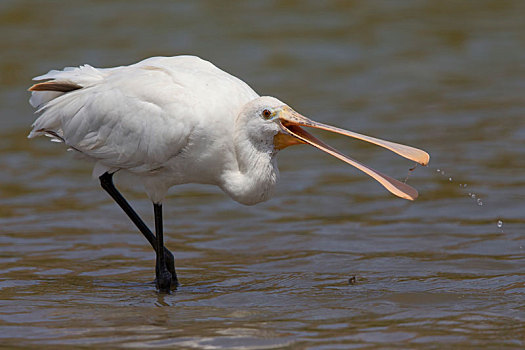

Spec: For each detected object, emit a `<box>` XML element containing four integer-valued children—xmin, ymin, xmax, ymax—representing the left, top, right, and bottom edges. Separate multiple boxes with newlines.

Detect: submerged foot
<box><xmin>155</xmin><ymin>249</ymin><xmax>178</xmax><ymax>293</ymax></box>
<box><xmin>156</xmin><ymin>268</ymin><xmax>173</xmax><ymax>293</ymax></box>
<box><xmin>163</xmin><ymin>248</ymin><xmax>179</xmax><ymax>288</ymax></box>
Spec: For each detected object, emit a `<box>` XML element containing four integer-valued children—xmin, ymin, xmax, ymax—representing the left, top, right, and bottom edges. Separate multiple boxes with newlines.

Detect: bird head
<box><xmin>240</xmin><ymin>96</ymin><xmax>430</xmax><ymax>200</ymax></box>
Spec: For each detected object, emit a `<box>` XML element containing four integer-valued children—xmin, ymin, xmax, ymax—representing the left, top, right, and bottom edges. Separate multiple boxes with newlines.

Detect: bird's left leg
<box><xmin>153</xmin><ymin>203</ymin><xmax>172</xmax><ymax>293</ymax></box>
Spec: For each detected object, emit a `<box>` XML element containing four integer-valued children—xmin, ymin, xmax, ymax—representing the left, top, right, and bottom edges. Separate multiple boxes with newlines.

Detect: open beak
<box><xmin>273</xmin><ymin>106</ymin><xmax>430</xmax><ymax>201</ymax></box>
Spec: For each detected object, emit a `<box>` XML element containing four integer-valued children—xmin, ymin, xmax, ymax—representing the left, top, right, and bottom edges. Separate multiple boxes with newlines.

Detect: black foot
<box><xmin>163</xmin><ymin>248</ymin><xmax>179</xmax><ymax>287</ymax></box>
<box><xmin>156</xmin><ymin>268</ymin><xmax>172</xmax><ymax>293</ymax></box>
<box><xmin>155</xmin><ymin>248</ymin><xmax>178</xmax><ymax>290</ymax></box>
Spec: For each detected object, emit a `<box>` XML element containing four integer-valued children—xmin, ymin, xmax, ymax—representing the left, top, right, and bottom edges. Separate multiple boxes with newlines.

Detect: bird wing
<box><xmin>28</xmin><ymin>57</ymin><xmax>225</xmax><ymax>176</ymax></box>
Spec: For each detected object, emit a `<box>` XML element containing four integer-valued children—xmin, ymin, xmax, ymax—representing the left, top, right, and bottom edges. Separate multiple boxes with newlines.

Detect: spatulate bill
<box><xmin>282</xmin><ymin>124</ymin><xmax>419</xmax><ymax>200</ymax></box>
<box><xmin>280</xmin><ymin>107</ymin><xmax>430</xmax><ymax>166</ymax></box>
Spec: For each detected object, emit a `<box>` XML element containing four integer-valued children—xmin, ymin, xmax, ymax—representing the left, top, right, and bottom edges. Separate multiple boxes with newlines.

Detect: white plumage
<box><xmin>29</xmin><ymin>56</ymin><xmax>283</xmax><ymax>204</ymax></box>
<box><xmin>28</xmin><ymin>55</ymin><xmax>429</xmax><ymax>292</ymax></box>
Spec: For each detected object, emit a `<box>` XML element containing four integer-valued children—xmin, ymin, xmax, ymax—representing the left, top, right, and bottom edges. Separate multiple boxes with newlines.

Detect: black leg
<box><xmin>99</xmin><ymin>172</ymin><xmax>178</xmax><ymax>288</ymax></box>
<box><xmin>154</xmin><ymin>203</ymin><xmax>172</xmax><ymax>293</ymax></box>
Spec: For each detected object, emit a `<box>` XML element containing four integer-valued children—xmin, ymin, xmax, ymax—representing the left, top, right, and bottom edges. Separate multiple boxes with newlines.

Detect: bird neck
<box><xmin>220</xmin><ymin>130</ymin><xmax>279</xmax><ymax>205</ymax></box>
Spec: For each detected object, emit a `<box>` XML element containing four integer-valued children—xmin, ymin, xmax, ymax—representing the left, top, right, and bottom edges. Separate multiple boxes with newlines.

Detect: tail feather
<box><xmin>29</xmin><ymin>81</ymin><xmax>82</xmax><ymax>92</ymax></box>
<box><xmin>28</xmin><ymin>64</ymin><xmax>105</xmax><ymax>108</ymax></box>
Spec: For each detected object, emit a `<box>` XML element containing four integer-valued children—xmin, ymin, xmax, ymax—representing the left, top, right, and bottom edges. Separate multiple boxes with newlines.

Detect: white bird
<box><xmin>28</xmin><ymin>55</ymin><xmax>429</xmax><ymax>292</ymax></box>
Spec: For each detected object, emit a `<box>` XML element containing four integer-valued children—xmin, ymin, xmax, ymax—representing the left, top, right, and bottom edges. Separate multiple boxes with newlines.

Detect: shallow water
<box><xmin>1</xmin><ymin>0</ymin><xmax>524</xmax><ymax>348</ymax></box>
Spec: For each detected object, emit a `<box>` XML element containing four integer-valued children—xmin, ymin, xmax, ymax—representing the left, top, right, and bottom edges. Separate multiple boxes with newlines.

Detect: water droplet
<box><xmin>477</xmin><ymin>198</ymin><xmax>483</xmax><ymax>206</ymax></box>
<box><xmin>497</xmin><ymin>220</ymin><xmax>503</xmax><ymax>228</ymax></box>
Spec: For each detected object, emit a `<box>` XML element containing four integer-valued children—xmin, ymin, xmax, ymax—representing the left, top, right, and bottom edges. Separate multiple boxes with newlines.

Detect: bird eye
<box><xmin>262</xmin><ymin>109</ymin><xmax>272</xmax><ymax>120</ymax></box>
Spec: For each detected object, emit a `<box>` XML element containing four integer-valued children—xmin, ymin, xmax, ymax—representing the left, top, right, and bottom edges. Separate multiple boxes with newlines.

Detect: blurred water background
<box><xmin>0</xmin><ymin>0</ymin><xmax>523</xmax><ymax>348</ymax></box>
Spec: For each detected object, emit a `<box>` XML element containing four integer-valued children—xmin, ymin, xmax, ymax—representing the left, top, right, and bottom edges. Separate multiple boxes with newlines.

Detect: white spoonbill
<box><xmin>28</xmin><ymin>55</ymin><xmax>429</xmax><ymax>293</ymax></box>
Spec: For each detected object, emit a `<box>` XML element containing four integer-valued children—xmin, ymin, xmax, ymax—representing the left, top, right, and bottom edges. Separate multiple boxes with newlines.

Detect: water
<box><xmin>1</xmin><ymin>0</ymin><xmax>524</xmax><ymax>348</ymax></box>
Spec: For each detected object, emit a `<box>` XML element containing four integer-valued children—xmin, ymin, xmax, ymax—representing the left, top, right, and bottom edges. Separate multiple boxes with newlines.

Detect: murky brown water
<box><xmin>1</xmin><ymin>0</ymin><xmax>524</xmax><ymax>348</ymax></box>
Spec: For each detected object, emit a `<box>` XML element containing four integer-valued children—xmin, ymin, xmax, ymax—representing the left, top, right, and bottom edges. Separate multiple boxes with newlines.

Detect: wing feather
<box><xmin>28</xmin><ymin>60</ymin><xmax>194</xmax><ymax>175</ymax></box>
<box><xmin>28</xmin><ymin>56</ymin><xmax>260</xmax><ymax>184</ymax></box>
